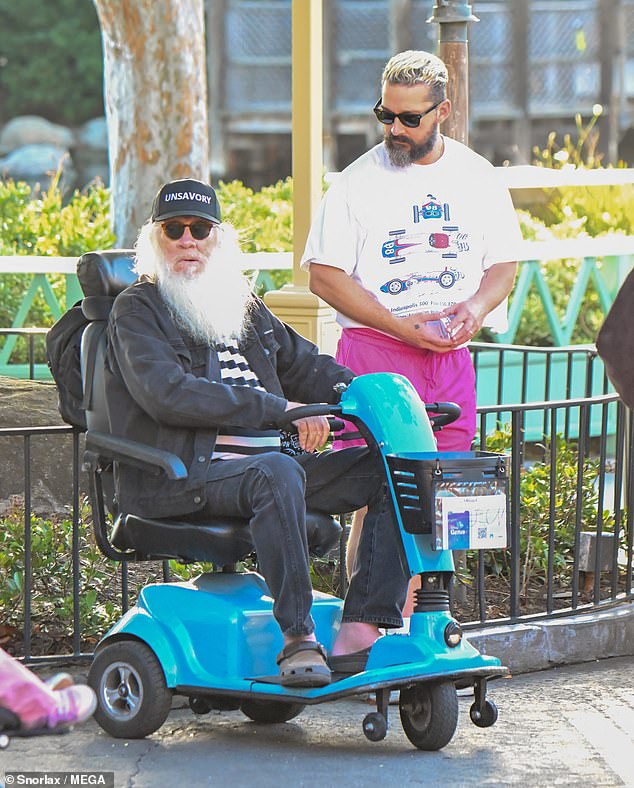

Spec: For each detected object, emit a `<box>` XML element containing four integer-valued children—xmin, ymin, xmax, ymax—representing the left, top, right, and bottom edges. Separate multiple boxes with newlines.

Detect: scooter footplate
<box><xmin>176</xmin><ymin>664</ymin><xmax>509</xmax><ymax>705</ymax></box>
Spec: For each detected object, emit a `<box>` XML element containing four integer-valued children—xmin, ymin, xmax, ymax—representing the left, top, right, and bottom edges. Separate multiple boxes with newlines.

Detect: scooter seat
<box><xmin>111</xmin><ymin>509</ymin><xmax>341</xmax><ymax>565</ymax></box>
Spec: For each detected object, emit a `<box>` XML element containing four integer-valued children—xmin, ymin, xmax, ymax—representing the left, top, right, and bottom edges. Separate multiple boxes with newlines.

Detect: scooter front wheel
<box><xmin>240</xmin><ymin>698</ymin><xmax>305</xmax><ymax>723</ymax></box>
<box><xmin>88</xmin><ymin>639</ymin><xmax>173</xmax><ymax>739</ymax></box>
<box><xmin>399</xmin><ymin>681</ymin><xmax>459</xmax><ymax>751</ymax></box>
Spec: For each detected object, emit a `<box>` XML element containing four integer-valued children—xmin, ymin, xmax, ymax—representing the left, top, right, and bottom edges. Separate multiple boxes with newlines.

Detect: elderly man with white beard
<box><xmin>104</xmin><ymin>179</ymin><xmax>411</xmax><ymax>688</ymax></box>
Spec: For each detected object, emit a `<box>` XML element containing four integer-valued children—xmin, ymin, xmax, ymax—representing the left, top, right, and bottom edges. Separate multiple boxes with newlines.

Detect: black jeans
<box><xmin>200</xmin><ymin>448</ymin><xmax>409</xmax><ymax>637</ymax></box>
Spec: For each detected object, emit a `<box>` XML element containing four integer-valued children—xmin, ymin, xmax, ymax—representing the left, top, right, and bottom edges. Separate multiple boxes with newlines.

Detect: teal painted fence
<box><xmin>0</xmin><ymin>237</ymin><xmax>632</xmax><ymax>437</ymax></box>
<box><xmin>471</xmin><ymin>342</ymin><xmax>612</xmax><ymax>440</ymax></box>
<box><xmin>0</xmin><ymin>252</ymin><xmax>292</xmax><ymax>378</ymax></box>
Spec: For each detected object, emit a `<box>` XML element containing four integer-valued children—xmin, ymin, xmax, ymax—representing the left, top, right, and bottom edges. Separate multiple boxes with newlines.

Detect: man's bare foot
<box><xmin>330</xmin><ymin>622</ymin><xmax>380</xmax><ymax>657</ymax></box>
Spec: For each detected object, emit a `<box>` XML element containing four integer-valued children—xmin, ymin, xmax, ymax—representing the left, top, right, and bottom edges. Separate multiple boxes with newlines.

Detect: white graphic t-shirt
<box><xmin>301</xmin><ymin>137</ymin><xmax>522</xmax><ymax>333</ymax></box>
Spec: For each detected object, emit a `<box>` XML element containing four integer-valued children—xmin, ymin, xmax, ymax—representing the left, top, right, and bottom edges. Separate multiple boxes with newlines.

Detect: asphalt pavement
<box><xmin>1</xmin><ymin>655</ymin><xmax>633</xmax><ymax>787</ymax></box>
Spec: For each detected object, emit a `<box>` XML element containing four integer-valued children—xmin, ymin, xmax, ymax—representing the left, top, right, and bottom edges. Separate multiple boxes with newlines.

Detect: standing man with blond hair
<box><xmin>302</xmin><ymin>50</ymin><xmax>521</xmax><ymax>605</ymax></box>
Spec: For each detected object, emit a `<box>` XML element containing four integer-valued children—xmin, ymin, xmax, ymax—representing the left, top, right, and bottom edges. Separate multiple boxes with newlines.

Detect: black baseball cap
<box><xmin>151</xmin><ymin>178</ymin><xmax>222</xmax><ymax>224</ymax></box>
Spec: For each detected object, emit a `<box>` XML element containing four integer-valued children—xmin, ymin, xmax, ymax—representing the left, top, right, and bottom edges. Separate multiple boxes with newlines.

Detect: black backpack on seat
<box><xmin>45</xmin><ymin>249</ymin><xmax>138</xmax><ymax>430</ymax></box>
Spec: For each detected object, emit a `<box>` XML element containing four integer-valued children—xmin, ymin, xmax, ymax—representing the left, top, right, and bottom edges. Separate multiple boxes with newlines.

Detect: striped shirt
<box><xmin>212</xmin><ymin>341</ymin><xmax>281</xmax><ymax>460</ymax></box>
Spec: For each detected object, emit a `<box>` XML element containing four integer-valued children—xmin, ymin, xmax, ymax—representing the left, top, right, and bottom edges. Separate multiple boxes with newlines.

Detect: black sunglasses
<box><xmin>161</xmin><ymin>220</ymin><xmax>215</xmax><ymax>240</ymax></box>
<box><xmin>373</xmin><ymin>98</ymin><xmax>443</xmax><ymax>128</ymax></box>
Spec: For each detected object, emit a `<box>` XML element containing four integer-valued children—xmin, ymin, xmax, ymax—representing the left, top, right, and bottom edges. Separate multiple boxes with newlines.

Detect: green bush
<box><xmin>469</xmin><ymin>428</ymin><xmax>618</xmax><ymax>596</ymax></box>
<box><xmin>1</xmin><ymin>149</ymin><xmax>630</xmax><ymax>348</ymax></box>
<box><xmin>481</xmin><ymin>114</ymin><xmax>634</xmax><ymax>346</ymax></box>
<box><xmin>503</xmin><ymin>209</ymin><xmax>620</xmax><ymax>346</ymax></box>
<box><xmin>217</xmin><ymin>177</ymin><xmax>294</xmax><ymax>292</ymax></box>
<box><xmin>0</xmin><ymin>0</ymin><xmax>103</xmax><ymax>125</ymax></box>
<box><xmin>0</xmin><ymin>175</ymin><xmax>114</xmax><ymax>357</ymax></box>
<box><xmin>0</xmin><ymin>499</ymin><xmax>123</xmax><ymax>648</ymax></box>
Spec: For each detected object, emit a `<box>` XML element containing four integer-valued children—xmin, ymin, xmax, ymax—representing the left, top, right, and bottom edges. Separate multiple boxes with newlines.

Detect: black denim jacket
<box><xmin>105</xmin><ymin>280</ymin><xmax>353</xmax><ymax>518</ymax></box>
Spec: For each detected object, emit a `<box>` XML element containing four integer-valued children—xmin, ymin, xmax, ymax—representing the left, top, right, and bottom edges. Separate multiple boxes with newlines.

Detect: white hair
<box><xmin>134</xmin><ymin>220</ymin><xmax>255</xmax><ymax>345</ymax></box>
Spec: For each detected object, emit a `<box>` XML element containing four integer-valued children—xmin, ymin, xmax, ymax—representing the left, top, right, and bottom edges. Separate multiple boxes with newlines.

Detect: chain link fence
<box><xmin>221</xmin><ymin>0</ymin><xmax>632</xmax><ymax>117</ymax></box>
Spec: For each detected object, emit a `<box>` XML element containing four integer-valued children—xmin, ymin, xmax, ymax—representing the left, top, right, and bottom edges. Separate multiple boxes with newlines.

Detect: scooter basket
<box><xmin>386</xmin><ymin>451</ymin><xmax>509</xmax><ymax>550</ymax></box>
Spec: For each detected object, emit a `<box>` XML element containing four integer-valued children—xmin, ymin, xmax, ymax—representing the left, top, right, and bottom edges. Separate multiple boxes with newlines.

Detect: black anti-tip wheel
<box><xmin>399</xmin><ymin>681</ymin><xmax>459</xmax><ymax>751</ymax></box>
<box><xmin>362</xmin><ymin>711</ymin><xmax>388</xmax><ymax>742</ymax></box>
<box><xmin>88</xmin><ymin>639</ymin><xmax>173</xmax><ymax>739</ymax></box>
<box><xmin>189</xmin><ymin>696</ymin><xmax>212</xmax><ymax>715</ymax></box>
<box><xmin>469</xmin><ymin>699</ymin><xmax>498</xmax><ymax>728</ymax></box>
<box><xmin>240</xmin><ymin>699</ymin><xmax>305</xmax><ymax>724</ymax></box>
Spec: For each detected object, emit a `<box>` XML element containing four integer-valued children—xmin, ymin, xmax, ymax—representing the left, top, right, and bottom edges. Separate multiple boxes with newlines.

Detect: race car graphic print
<box><xmin>381</xmin><ymin>228</ymin><xmax>469</xmax><ymax>263</ymax></box>
<box><xmin>380</xmin><ymin>267</ymin><xmax>464</xmax><ymax>295</ymax></box>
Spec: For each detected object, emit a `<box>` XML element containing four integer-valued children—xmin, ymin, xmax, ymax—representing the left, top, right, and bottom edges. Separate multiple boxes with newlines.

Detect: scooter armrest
<box><xmin>84</xmin><ymin>430</ymin><xmax>188</xmax><ymax>480</ymax></box>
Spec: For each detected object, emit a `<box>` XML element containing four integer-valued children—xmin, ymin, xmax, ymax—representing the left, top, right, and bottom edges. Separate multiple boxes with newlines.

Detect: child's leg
<box><xmin>0</xmin><ymin>648</ymin><xmax>96</xmax><ymax>730</ymax></box>
<box><xmin>0</xmin><ymin>648</ymin><xmax>56</xmax><ymax>729</ymax></box>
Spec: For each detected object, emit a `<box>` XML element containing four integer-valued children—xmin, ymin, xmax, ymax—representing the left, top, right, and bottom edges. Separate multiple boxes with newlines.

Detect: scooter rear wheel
<box><xmin>240</xmin><ymin>699</ymin><xmax>305</xmax><ymax>723</ymax></box>
<box><xmin>88</xmin><ymin>639</ymin><xmax>173</xmax><ymax>739</ymax></box>
<box><xmin>399</xmin><ymin>681</ymin><xmax>459</xmax><ymax>751</ymax></box>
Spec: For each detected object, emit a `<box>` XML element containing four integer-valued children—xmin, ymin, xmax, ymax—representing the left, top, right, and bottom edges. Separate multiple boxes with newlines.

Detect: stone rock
<box><xmin>0</xmin><ymin>115</ymin><xmax>75</xmax><ymax>155</ymax></box>
<box><xmin>0</xmin><ymin>144</ymin><xmax>73</xmax><ymax>180</ymax></box>
<box><xmin>0</xmin><ymin>376</ymin><xmax>86</xmax><ymax>514</ymax></box>
<box><xmin>74</xmin><ymin>118</ymin><xmax>109</xmax><ymax>187</ymax></box>
<box><xmin>0</xmin><ymin>144</ymin><xmax>77</xmax><ymax>195</ymax></box>
<box><xmin>77</xmin><ymin>117</ymin><xmax>108</xmax><ymax>150</ymax></box>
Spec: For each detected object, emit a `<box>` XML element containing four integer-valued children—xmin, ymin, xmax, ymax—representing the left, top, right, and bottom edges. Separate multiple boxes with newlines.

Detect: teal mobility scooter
<box><xmin>78</xmin><ymin>251</ymin><xmax>509</xmax><ymax>751</ymax></box>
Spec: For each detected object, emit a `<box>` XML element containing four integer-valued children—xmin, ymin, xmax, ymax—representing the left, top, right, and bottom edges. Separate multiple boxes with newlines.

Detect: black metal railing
<box><xmin>0</xmin><ymin>327</ymin><xmax>49</xmax><ymax>380</ymax></box>
<box><xmin>1</xmin><ymin>348</ymin><xmax>632</xmax><ymax>664</ymax></box>
<box><xmin>465</xmin><ymin>392</ymin><xmax>633</xmax><ymax>629</ymax></box>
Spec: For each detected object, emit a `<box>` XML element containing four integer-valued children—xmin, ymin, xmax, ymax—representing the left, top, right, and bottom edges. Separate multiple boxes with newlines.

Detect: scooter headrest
<box><xmin>77</xmin><ymin>249</ymin><xmax>138</xmax><ymax>298</ymax></box>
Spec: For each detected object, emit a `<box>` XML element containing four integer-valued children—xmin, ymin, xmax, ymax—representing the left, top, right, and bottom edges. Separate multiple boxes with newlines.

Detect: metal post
<box><xmin>599</xmin><ymin>0</ymin><xmax>625</xmax><ymax>166</ymax></box>
<box><xmin>428</xmin><ymin>3</ymin><xmax>478</xmax><ymax>604</ymax></box>
<box><xmin>427</xmin><ymin>0</ymin><xmax>479</xmax><ymax>145</ymax></box>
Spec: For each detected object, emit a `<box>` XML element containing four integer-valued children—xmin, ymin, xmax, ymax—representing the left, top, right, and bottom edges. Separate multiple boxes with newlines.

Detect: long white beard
<box><xmin>135</xmin><ymin>222</ymin><xmax>255</xmax><ymax>345</ymax></box>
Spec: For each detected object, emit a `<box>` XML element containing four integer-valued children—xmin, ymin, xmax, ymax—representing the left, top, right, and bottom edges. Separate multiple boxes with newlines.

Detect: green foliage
<box><xmin>516</xmin><ymin>436</ymin><xmax>614</xmax><ymax>591</ymax></box>
<box><xmin>217</xmin><ymin>178</ymin><xmax>294</xmax><ymax>292</ymax></box>
<box><xmin>0</xmin><ymin>0</ymin><xmax>103</xmax><ymax>125</ymax></box>
<box><xmin>532</xmin><ymin>107</ymin><xmax>606</xmax><ymax>170</ymax></box>
<box><xmin>469</xmin><ymin>430</ymin><xmax>617</xmax><ymax>595</ymax></box>
<box><xmin>492</xmin><ymin>113</ymin><xmax>634</xmax><ymax>346</ymax></box>
<box><xmin>529</xmin><ymin>112</ymin><xmax>633</xmax><ymax>236</ymax></box>
<box><xmin>218</xmin><ymin>178</ymin><xmax>293</xmax><ymax>253</ymax></box>
<box><xmin>0</xmin><ymin>173</ymin><xmax>114</xmax><ymax>257</ymax></box>
<box><xmin>505</xmin><ymin>210</ymin><xmax>616</xmax><ymax>346</ymax></box>
<box><xmin>0</xmin><ymin>499</ymin><xmax>121</xmax><ymax>645</ymax></box>
<box><xmin>0</xmin><ymin>174</ymin><xmax>115</xmax><ymax>336</ymax></box>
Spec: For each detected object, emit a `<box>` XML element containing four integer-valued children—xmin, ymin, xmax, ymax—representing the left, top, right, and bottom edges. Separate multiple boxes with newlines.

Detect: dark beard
<box><xmin>385</xmin><ymin>126</ymin><xmax>439</xmax><ymax>167</ymax></box>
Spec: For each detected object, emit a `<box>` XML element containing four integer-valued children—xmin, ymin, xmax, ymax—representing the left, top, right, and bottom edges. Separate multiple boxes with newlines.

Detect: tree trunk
<box><xmin>93</xmin><ymin>0</ymin><xmax>209</xmax><ymax>246</ymax></box>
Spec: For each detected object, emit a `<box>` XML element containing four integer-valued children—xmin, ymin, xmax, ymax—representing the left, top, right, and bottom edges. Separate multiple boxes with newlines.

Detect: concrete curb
<box><xmin>466</xmin><ymin>601</ymin><xmax>634</xmax><ymax>673</ymax></box>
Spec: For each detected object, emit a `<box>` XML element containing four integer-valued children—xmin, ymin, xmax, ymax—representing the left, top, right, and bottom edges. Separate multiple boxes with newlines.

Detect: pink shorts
<box><xmin>334</xmin><ymin>328</ymin><xmax>476</xmax><ymax>452</ymax></box>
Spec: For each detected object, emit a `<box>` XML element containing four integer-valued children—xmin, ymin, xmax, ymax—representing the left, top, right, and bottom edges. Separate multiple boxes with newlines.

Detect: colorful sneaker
<box><xmin>45</xmin><ymin>673</ymin><xmax>73</xmax><ymax>691</ymax></box>
<box><xmin>47</xmin><ymin>685</ymin><xmax>97</xmax><ymax>729</ymax></box>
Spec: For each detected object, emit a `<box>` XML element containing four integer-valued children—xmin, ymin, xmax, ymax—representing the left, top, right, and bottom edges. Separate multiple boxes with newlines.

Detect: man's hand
<box><xmin>397</xmin><ymin>312</ymin><xmax>456</xmax><ymax>352</ymax></box>
<box><xmin>441</xmin><ymin>261</ymin><xmax>518</xmax><ymax>345</ymax></box>
<box><xmin>441</xmin><ymin>297</ymin><xmax>486</xmax><ymax>345</ymax></box>
<box><xmin>285</xmin><ymin>402</ymin><xmax>331</xmax><ymax>452</ymax></box>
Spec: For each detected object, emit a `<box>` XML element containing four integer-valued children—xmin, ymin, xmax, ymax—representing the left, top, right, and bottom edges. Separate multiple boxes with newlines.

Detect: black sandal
<box><xmin>327</xmin><ymin>646</ymin><xmax>372</xmax><ymax>674</ymax></box>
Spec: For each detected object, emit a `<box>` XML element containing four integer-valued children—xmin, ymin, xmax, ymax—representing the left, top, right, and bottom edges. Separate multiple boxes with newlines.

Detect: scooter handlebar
<box><xmin>276</xmin><ymin>404</ymin><xmax>344</xmax><ymax>433</ymax></box>
<box><xmin>425</xmin><ymin>401</ymin><xmax>461</xmax><ymax>429</ymax></box>
<box><xmin>278</xmin><ymin>401</ymin><xmax>459</xmax><ymax>434</ymax></box>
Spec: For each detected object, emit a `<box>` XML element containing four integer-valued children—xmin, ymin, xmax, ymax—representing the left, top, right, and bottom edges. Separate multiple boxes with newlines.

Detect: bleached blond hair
<box><xmin>382</xmin><ymin>50</ymin><xmax>448</xmax><ymax>102</ymax></box>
